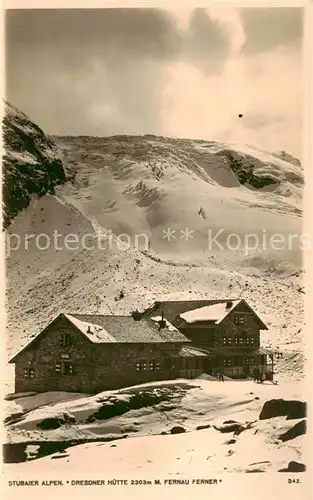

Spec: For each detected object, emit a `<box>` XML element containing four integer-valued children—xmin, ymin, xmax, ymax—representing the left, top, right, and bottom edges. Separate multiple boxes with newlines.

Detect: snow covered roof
<box><xmin>64</xmin><ymin>314</ymin><xmax>117</xmax><ymax>343</ymax></box>
<box><xmin>143</xmin><ymin>298</ymin><xmax>267</xmax><ymax>330</ymax></box>
<box><xmin>179</xmin><ymin>300</ymin><xmax>241</xmax><ymax>325</ymax></box>
<box><xmin>67</xmin><ymin>314</ymin><xmax>189</xmax><ymax>344</ymax></box>
<box><xmin>143</xmin><ymin>299</ymin><xmax>238</xmax><ymax>324</ymax></box>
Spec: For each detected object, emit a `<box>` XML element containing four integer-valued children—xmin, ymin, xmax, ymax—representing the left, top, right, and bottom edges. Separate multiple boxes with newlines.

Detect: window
<box><xmin>234</xmin><ymin>315</ymin><xmax>244</xmax><ymax>325</ymax></box>
<box><xmin>223</xmin><ymin>358</ymin><xmax>232</xmax><ymax>367</ymax></box>
<box><xmin>228</xmin><ymin>337</ymin><xmax>232</xmax><ymax>345</ymax></box>
<box><xmin>55</xmin><ymin>361</ymin><xmax>73</xmax><ymax>375</ymax></box>
<box><xmin>148</xmin><ymin>360</ymin><xmax>155</xmax><ymax>371</ymax></box>
<box><xmin>222</xmin><ymin>337</ymin><xmax>227</xmax><ymax>344</ymax></box>
<box><xmin>246</xmin><ymin>337</ymin><xmax>250</xmax><ymax>346</ymax></box>
<box><xmin>245</xmin><ymin>356</ymin><xmax>254</xmax><ymax>365</ymax></box>
<box><xmin>234</xmin><ymin>337</ymin><xmax>239</xmax><ymax>345</ymax></box>
<box><xmin>136</xmin><ymin>359</ymin><xmax>160</xmax><ymax>372</ymax></box>
<box><xmin>239</xmin><ymin>337</ymin><xmax>244</xmax><ymax>345</ymax></box>
<box><xmin>59</xmin><ymin>333</ymin><xmax>73</xmax><ymax>348</ymax></box>
<box><xmin>24</xmin><ymin>367</ymin><xmax>35</xmax><ymax>379</ymax></box>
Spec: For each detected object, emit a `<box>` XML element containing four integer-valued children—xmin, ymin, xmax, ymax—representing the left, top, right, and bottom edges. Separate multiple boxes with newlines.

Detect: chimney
<box><xmin>158</xmin><ymin>310</ymin><xmax>167</xmax><ymax>330</ymax></box>
<box><xmin>131</xmin><ymin>310</ymin><xmax>142</xmax><ymax>321</ymax></box>
<box><xmin>87</xmin><ymin>325</ymin><xmax>92</xmax><ymax>333</ymax></box>
<box><xmin>226</xmin><ymin>300</ymin><xmax>233</xmax><ymax>309</ymax></box>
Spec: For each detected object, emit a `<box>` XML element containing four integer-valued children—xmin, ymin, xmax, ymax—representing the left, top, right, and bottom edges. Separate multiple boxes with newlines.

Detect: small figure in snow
<box><xmin>218</xmin><ymin>370</ymin><xmax>224</xmax><ymax>382</ymax></box>
<box><xmin>253</xmin><ymin>367</ymin><xmax>259</xmax><ymax>383</ymax></box>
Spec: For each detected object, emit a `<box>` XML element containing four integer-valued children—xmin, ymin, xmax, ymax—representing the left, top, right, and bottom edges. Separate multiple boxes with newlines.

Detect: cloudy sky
<box><xmin>6</xmin><ymin>7</ymin><xmax>304</xmax><ymax>157</ymax></box>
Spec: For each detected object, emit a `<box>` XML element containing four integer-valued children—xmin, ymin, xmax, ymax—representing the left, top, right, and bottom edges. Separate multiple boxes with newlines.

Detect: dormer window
<box><xmin>60</xmin><ymin>333</ymin><xmax>72</xmax><ymax>348</ymax></box>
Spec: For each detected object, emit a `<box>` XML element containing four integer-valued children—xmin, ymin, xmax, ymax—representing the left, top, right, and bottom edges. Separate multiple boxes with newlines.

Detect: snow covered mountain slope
<box><xmin>4</xmin><ymin>105</ymin><xmax>305</xmax><ymax>382</ymax></box>
<box><xmin>53</xmin><ymin>134</ymin><xmax>303</xmax><ymax>268</ymax></box>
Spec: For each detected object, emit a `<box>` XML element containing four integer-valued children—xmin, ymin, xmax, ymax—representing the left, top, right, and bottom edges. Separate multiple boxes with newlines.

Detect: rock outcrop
<box><xmin>259</xmin><ymin>399</ymin><xmax>306</xmax><ymax>420</ymax></box>
<box><xmin>278</xmin><ymin>461</ymin><xmax>306</xmax><ymax>472</ymax></box>
<box><xmin>278</xmin><ymin>420</ymin><xmax>306</xmax><ymax>442</ymax></box>
<box><xmin>2</xmin><ymin>102</ymin><xmax>66</xmax><ymax>229</ymax></box>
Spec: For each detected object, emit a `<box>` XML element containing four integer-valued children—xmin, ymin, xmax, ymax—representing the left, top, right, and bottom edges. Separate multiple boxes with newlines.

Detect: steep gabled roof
<box><xmin>143</xmin><ymin>299</ymin><xmax>268</xmax><ymax>330</ymax></box>
<box><xmin>9</xmin><ymin>312</ymin><xmax>190</xmax><ymax>363</ymax></box>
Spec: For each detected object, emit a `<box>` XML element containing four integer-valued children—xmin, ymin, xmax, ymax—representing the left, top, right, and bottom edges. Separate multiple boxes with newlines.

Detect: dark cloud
<box><xmin>240</xmin><ymin>7</ymin><xmax>303</xmax><ymax>55</ymax></box>
<box><xmin>5</xmin><ymin>9</ymin><xmax>180</xmax><ymax>135</ymax></box>
<box><xmin>5</xmin><ymin>9</ymin><xmax>180</xmax><ymax>61</ymax></box>
<box><xmin>5</xmin><ymin>8</ymin><xmax>231</xmax><ymax>136</ymax></box>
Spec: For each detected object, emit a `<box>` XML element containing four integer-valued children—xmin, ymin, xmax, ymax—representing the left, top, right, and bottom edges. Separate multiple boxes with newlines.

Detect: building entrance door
<box><xmin>170</xmin><ymin>358</ymin><xmax>180</xmax><ymax>378</ymax></box>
